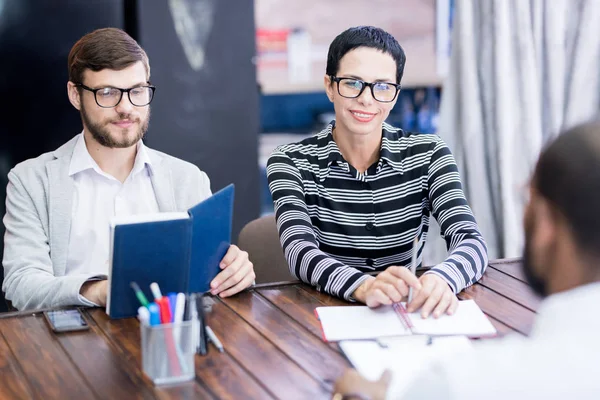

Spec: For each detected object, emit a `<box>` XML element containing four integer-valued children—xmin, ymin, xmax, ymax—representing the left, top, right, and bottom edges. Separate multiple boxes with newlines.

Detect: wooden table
<box><xmin>0</xmin><ymin>258</ymin><xmax>538</xmax><ymax>399</ymax></box>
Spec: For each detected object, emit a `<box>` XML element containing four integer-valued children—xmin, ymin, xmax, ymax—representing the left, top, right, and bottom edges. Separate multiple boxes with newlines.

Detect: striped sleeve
<box><xmin>266</xmin><ymin>148</ymin><xmax>371</xmax><ymax>300</ymax></box>
<box><xmin>424</xmin><ymin>138</ymin><xmax>488</xmax><ymax>293</ymax></box>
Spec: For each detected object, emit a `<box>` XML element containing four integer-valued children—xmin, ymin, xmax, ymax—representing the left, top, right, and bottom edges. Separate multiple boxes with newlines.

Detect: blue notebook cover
<box><xmin>188</xmin><ymin>185</ymin><xmax>234</xmax><ymax>293</ymax></box>
<box><xmin>107</xmin><ymin>184</ymin><xmax>234</xmax><ymax>319</ymax></box>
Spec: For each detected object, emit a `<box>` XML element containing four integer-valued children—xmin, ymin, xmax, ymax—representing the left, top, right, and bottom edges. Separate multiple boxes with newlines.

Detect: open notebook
<box><xmin>339</xmin><ymin>336</ymin><xmax>473</xmax><ymax>398</ymax></box>
<box><xmin>106</xmin><ymin>184</ymin><xmax>234</xmax><ymax>319</ymax></box>
<box><xmin>315</xmin><ymin>299</ymin><xmax>496</xmax><ymax>341</ymax></box>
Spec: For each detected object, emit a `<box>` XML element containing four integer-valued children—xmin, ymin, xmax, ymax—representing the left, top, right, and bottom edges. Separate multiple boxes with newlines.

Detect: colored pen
<box><xmin>156</xmin><ymin>297</ymin><xmax>172</xmax><ymax>324</ymax></box>
<box><xmin>205</xmin><ymin>326</ymin><xmax>224</xmax><ymax>353</ymax></box>
<box><xmin>195</xmin><ymin>294</ymin><xmax>209</xmax><ymax>355</ymax></box>
<box><xmin>168</xmin><ymin>293</ymin><xmax>178</xmax><ymax>322</ymax></box>
<box><xmin>186</xmin><ymin>293</ymin><xmax>198</xmax><ymax>322</ymax></box>
<box><xmin>150</xmin><ymin>282</ymin><xmax>163</xmax><ymax>300</ymax></box>
<box><xmin>137</xmin><ymin>306</ymin><xmax>150</xmax><ymax>325</ymax></box>
<box><xmin>173</xmin><ymin>293</ymin><xmax>186</xmax><ymax>324</ymax></box>
<box><xmin>130</xmin><ymin>281</ymin><xmax>149</xmax><ymax>307</ymax></box>
<box><xmin>184</xmin><ymin>293</ymin><xmax>202</xmax><ymax>354</ymax></box>
<box><xmin>408</xmin><ymin>237</ymin><xmax>419</xmax><ymax>304</ymax></box>
<box><xmin>147</xmin><ymin>303</ymin><xmax>161</xmax><ymax>326</ymax></box>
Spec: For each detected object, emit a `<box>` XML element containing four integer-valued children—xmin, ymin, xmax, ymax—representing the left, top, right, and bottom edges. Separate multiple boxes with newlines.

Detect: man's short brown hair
<box><xmin>68</xmin><ymin>27</ymin><xmax>150</xmax><ymax>84</ymax></box>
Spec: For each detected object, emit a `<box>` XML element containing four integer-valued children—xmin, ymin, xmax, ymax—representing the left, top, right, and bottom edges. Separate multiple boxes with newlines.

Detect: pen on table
<box><xmin>130</xmin><ymin>281</ymin><xmax>149</xmax><ymax>307</ymax></box>
<box><xmin>408</xmin><ymin>237</ymin><xmax>419</xmax><ymax>305</ymax></box>
<box><xmin>150</xmin><ymin>282</ymin><xmax>163</xmax><ymax>300</ymax></box>
<box><xmin>205</xmin><ymin>325</ymin><xmax>224</xmax><ymax>353</ymax></box>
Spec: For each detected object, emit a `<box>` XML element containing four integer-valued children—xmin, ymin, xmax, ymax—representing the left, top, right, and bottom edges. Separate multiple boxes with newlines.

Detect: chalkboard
<box><xmin>136</xmin><ymin>0</ymin><xmax>260</xmax><ymax>241</ymax></box>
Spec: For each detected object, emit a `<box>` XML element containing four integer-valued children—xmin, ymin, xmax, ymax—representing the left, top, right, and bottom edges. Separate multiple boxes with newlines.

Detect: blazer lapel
<box><xmin>149</xmin><ymin>152</ymin><xmax>177</xmax><ymax>212</ymax></box>
<box><xmin>47</xmin><ymin>145</ymin><xmax>76</xmax><ymax>276</ymax></box>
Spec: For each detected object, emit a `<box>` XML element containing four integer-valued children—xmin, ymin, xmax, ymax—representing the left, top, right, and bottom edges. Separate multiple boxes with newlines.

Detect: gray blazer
<box><xmin>2</xmin><ymin>135</ymin><xmax>211</xmax><ymax>310</ymax></box>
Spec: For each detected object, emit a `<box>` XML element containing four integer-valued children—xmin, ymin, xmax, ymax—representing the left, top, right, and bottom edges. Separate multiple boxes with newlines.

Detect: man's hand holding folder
<box><xmin>106</xmin><ymin>184</ymin><xmax>256</xmax><ymax>319</ymax></box>
<box><xmin>209</xmin><ymin>244</ymin><xmax>255</xmax><ymax>298</ymax></box>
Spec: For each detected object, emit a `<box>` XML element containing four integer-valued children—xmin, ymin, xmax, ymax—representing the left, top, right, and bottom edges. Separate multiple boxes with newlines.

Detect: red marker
<box><xmin>156</xmin><ymin>297</ymin><xmax>172</xmax><ymax>324</ymax></box>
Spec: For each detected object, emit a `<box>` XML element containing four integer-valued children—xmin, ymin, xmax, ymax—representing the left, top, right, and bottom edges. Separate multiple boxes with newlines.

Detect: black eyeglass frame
<box><xmin>330</xmin><ymin>75</ymin><xmax>401</xmax><ymax>103</ymax></box>
<box><xmin>76</xmin><ymin>83</ymin><xmax>156</xmax><ymax>108</ymax></box>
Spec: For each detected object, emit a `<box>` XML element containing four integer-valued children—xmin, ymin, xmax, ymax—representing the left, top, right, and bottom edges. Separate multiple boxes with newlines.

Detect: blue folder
<box><xmin>106</xmin><ymin>184</ymin><xmax>234</xmax><ymax>319</ymax></box>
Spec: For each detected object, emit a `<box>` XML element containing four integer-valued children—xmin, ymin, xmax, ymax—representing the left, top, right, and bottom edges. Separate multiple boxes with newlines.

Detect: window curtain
<box><xmin>424</xmin><ymin>0</ymin><xmax>600</xmax><ymax>262</ymax></box>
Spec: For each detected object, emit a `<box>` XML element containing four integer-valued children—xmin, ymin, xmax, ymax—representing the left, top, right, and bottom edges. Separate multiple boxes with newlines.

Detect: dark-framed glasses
<box><xmin>76</xmin><ymin>84</ymin><xmax>156</xmax><ymax>108</ymax></box>
<box><xmin>330</xmin><ymin>76</ymin><xmax>400</xmax><ymax>103</ymax></box>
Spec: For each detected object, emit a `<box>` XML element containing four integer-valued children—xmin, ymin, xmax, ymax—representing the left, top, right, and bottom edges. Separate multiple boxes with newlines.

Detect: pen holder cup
<box><xmin>141</xmin><ymin>320</ymin><xmax>198</xmax><ymax>385</ymax></box>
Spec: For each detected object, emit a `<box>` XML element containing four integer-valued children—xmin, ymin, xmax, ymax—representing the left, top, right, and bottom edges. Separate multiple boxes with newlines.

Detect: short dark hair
<box><xmin>326</xmin><ymin>26</ymin><xmax>406</xmax><ymax>84</ymax></box>
<box><xmin>533</xmin><ymin>119</ymin><xmax>600</xmax><ymax>257</ymax></box>
<box><xmin>68</xmin><ymin>27</ymin><xmax>150</xmax><ymax>84</ymax></box>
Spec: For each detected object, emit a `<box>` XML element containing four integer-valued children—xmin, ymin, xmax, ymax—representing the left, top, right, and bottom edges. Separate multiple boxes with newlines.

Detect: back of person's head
<box><xmin>68</xmin><ymin>27</ymin><xmax>150</xmax><ymax>84</ymax></box>
<box><xmin>326</xmin><ymin>26</ymin><xmax>406</xmax><ymax>84</ymax></box>
<box><xmin>533</xmin><ymin>119</ymin><xmax>600</xmax><ymax>259</ymax></box>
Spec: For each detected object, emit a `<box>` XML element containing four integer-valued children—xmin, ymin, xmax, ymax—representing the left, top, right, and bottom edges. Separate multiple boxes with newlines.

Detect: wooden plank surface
<box><xmin>298</xmin><ymin>286</ymin><xmax>354</xmax><ymax>307</ymax></box>
<box><xmin>87</xmin><ymin>310</ymin><xmax>217</xmax><ymax>399</ymax></box>
<box><xmin>0</xmin><ymin>314</ymin><xmax>97</xmax><ymax>399</ymax></box>
<box><xmin>477</xmin><ymin>266</ymin><xmax>541</xmax><ymax>312</ymax></box>
<box><xmin>205</xmin><ymin>296</ymin><xmax>330</xmax><ymax>399</ymax></box>
<box><xmin>459</xmin><ymin>284</ymin><xmax>535</xmax><ymax>335</ymax></box>
<box><xmin>489</xmin><ymin>259</ymin><xmax>527</xmax><ymax>282</ymax></box>
<box><xmin>55</xmin><ymin>316</ymin><xmax>157</xmax><ymax>400</ymax></box>
<box><xmin>0</xmin><ymin>258</ymin><xmax>539</xmax><ymax>400</ymax></box>
<box><xmin>257</xmin><ymin>285</ymin><xmax>335</xmax><ymax>338</ymax></box>
<box><xmin>90</xmin><ymin>309</ymin><xmax>244</xmax><ymax>399</ymax></box>
<box><xmin>0</xmin><ymin>332</ymin><xmax>34</xmax><ymax>399</ymax></box>
<box><xmin>220</xmin><ymin>290</ymin><xmax>350</xmax><ymax>389</ymax></box>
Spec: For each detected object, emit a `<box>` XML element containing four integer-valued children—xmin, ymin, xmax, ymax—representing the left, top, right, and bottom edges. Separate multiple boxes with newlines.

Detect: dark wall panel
<box><xmin>0</xmin><ymin>0</ymin><xmax>125</xmax><ymax>311</ymax></box>
<box><xmin>136</xmin><ymin>0</ymin><xmax>260</xmax><ymax>240</ymax></box>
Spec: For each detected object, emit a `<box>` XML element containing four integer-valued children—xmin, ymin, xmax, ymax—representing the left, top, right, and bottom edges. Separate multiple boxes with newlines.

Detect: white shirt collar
<box><xmin>531</xmin><ymin>281</ymin><xmax>600</xmax><ymax>336</ymax></box>
<box><xmin>68</xmin><ymin>132</ymin><xmax>153</xmax><ymax>178</ymax></box>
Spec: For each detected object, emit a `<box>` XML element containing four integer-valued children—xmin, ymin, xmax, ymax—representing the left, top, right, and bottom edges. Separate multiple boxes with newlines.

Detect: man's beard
<box><xmin>522</xmin><ymin>217</ymin><xmax>549</xmax><ymax>298</ymax></box>
<box><xmin>81</xmin><ymin>103</ymin><xmax>150</xmax><ymax>148</ymax></box>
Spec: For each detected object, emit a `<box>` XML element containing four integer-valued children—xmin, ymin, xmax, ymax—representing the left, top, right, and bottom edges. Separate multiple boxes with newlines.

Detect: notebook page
<box><xmin>408</xmin><ymin>300</ymin><xmax>497</xmax><ymax>337</ymax></box>
<box><xmin>110</xmin><ymin>212</ymin><xmax>189</xmax><ymax>227</ymax></box>
<box><xmin>315</xmin><ymin>306</ymin><xmax>410</xmax><ymax>341</ymax></box>
<box><xmin>340</xmin><ymin>336</ymin><xmax>472</xmax><ymax>397</ymax></box>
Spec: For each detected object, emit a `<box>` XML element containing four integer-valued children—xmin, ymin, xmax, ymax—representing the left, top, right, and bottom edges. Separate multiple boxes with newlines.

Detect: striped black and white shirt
<box><xmin>267</xmin><ymin>122</ymin><xmax>488</xmax><ymax>300</ymax></box>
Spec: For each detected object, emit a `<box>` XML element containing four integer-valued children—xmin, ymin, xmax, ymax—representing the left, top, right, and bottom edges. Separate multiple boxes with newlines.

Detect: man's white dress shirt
<box><xmin>399</xmin><ymin>281</ymin><xmax>600</xmax><ymax>399</ymax></box>
<box><xmin>66</xmin><ymin>134</ymin><xmax>158</xmax><ymax>304</ymax></box>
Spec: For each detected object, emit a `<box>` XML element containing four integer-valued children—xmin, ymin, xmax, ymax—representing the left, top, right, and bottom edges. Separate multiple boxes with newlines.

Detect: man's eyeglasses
<box><xmin>330</xmin><ymin>76</ymin><xmax>400</xmax><ymax>103</ymax></box>
<box><xmin>76</xmin><ymin>84</ymin><xmax>156</xmax><ymax>108</ymax></box>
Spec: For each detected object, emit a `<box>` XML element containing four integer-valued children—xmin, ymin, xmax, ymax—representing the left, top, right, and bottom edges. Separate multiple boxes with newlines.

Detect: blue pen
<box><xmin>167</xmin><ymin>293</ymin><xmax>178</xmax><ymax>323</ymax></box>
<box><xmin>148</xmin><ymin>303</ymin><xmax>161</xmax><ymax>326</ymax></box>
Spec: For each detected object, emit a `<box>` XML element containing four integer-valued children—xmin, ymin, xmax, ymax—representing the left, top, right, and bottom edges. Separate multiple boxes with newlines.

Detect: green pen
<box><xmin>130</xmin><ymin>281</ymin><xmax>150</xmax><ymax>307</ymax></box>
